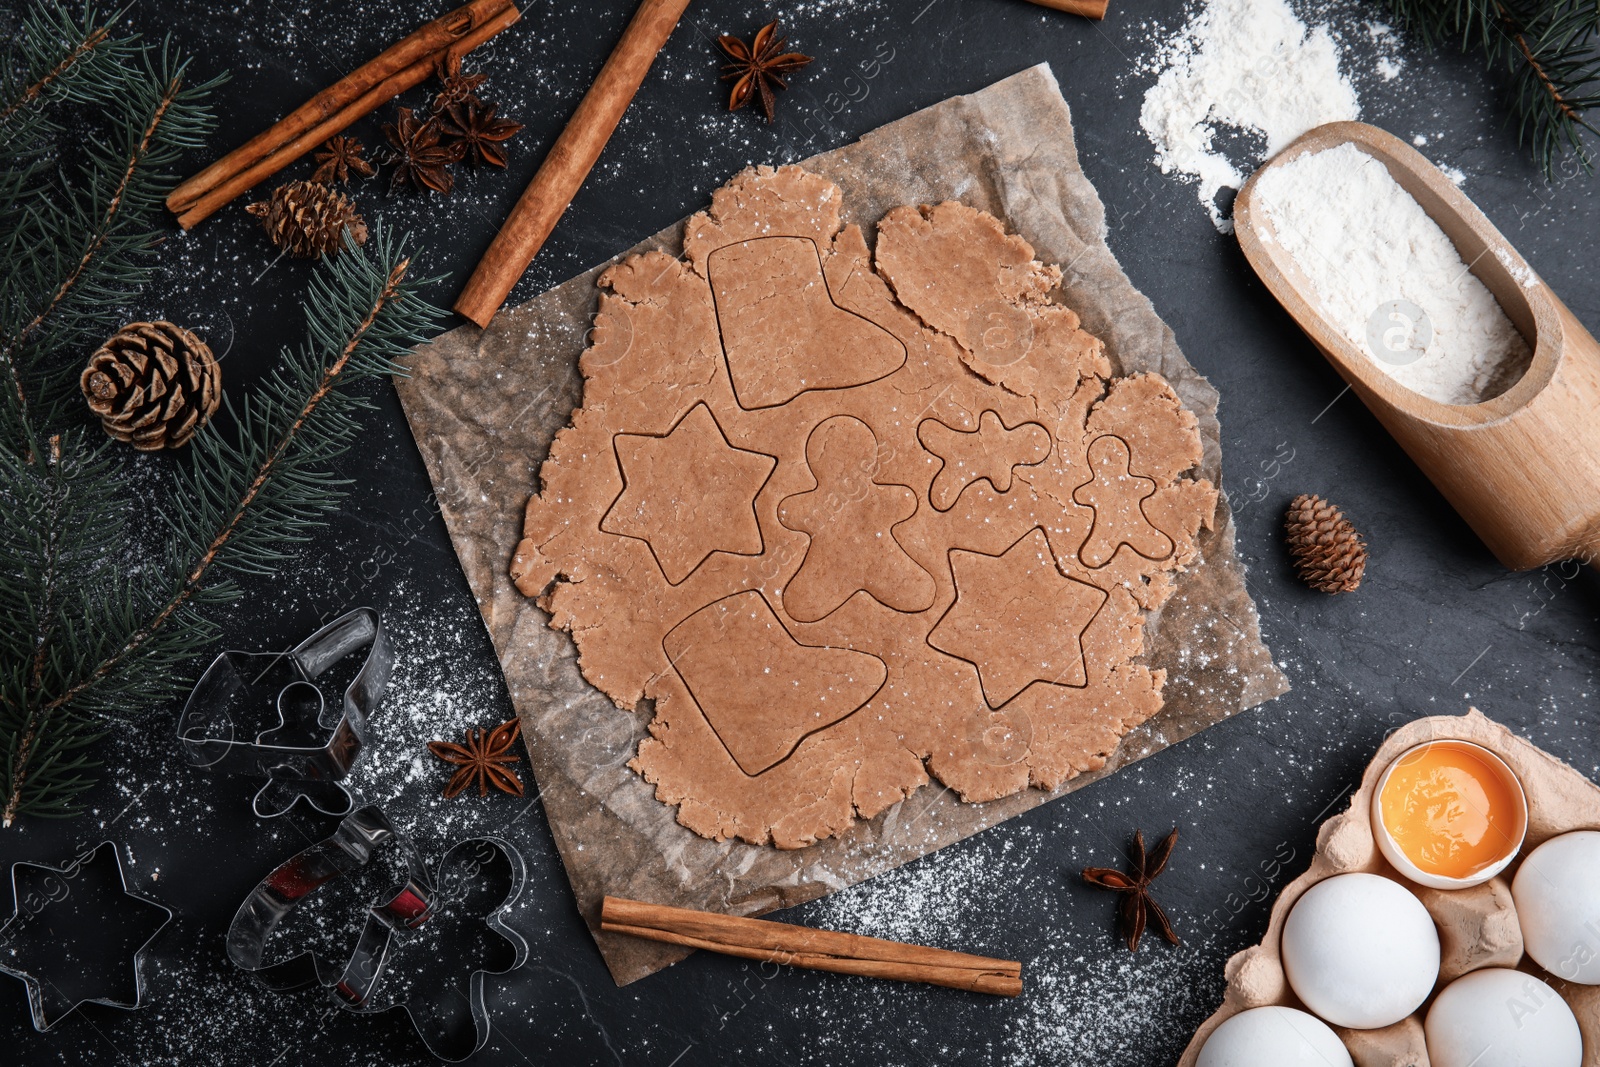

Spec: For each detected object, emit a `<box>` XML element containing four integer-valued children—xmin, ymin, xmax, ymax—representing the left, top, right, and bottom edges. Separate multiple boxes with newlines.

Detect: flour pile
<box><xmin>1140</xmin><ymin>0</ymin><xmax>1361</xmax><ymax>232</ymax></box>
<box><xmin>1252</xmin><ymin>143</ymin><xmax>1532</xmax><ymax>405</ymax></box>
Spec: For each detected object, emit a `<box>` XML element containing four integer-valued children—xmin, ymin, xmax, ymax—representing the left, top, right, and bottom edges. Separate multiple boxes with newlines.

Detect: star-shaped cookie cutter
<box><xmin>0</xmin><ymin>841</ymin><xmax>172</xmax><ymax>1032</ymax></box>
<box><xmin>177</xmin><ymin>607</ymin><xmax>391</xmax><ymax>818</ymax></box>
<box><xmin>228</xmin><ymin>804</ymin><xmax>528</xmax><ymax>1061</ymax></box>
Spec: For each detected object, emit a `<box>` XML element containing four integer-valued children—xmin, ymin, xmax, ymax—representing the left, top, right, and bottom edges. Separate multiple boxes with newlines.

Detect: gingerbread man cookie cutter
<box><xmin>228</xmin><ymin>804</ymin><xmax>529</xmax><ymax>1060</ymax></box>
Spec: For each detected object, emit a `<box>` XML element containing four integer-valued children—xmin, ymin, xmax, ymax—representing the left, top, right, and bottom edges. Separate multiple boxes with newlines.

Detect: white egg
<box><xmin>1424</xmin><ymin>968</ymin><xmax>1582</xmax><ymax>1067</ymax></box>
<box><xmin>1512</xmin><ymin>830</ymin><xmax>1600</xmax><ymax>984</ymax></box>
<box><xmin>1196</xmin><ymin>1006</ymin><xmax>1353</xmax><ymax>1067</ymax></box>
<box><xmin>1280</xmin><ymin>872</ymin><xmax>1440</xmax><ymax>1029</ymax></box>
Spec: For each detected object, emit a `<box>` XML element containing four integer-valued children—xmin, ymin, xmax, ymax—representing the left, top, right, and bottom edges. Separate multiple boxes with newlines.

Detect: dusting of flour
<box><xmin>1140</xmin><ymin>0</ymin><xmax>1360</xmax><ymax>232</ymax></box>
<box><xmin>1252</xmin><ymin>143</ymin><xmax>1532</xmax><ymax>405</ymax></box>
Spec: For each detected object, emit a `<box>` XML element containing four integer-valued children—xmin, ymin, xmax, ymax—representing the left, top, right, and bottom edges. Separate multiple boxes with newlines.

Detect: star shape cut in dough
<box><xmin>928</xmin><ymin>527</ymin><xmax>1108</xmax><ymax>707</ymax></box>
<box><xmin>601</xmin><ymin>403</ymin><xmax>777</xmax><ymax>584</ymax></box>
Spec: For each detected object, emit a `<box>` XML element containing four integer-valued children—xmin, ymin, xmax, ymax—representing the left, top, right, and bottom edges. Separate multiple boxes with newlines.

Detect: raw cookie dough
<box><xmin>510</xmin><ymin>165</ymin><xmax>1218</xmax><ymax>849</ymax></box>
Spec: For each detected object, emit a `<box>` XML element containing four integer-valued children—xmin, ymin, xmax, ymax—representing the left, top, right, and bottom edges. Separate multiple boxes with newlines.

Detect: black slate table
<box><xmin>2</xmin><ymin>1</ymin><xmax>1596</xmax><ymax>1064</ymax></box>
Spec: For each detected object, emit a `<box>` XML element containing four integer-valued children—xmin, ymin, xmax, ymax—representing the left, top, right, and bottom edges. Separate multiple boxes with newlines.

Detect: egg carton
<box><xmin>1180</xmin><ymin>709</ymin><xmax>1600</xmax><ymax>1067</ymax></box>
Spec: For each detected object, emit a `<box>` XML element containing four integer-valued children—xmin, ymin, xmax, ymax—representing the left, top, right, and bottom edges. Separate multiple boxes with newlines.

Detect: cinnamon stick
<box><xmin>453</xmin><ymin>0</ymin><xmax>692</xmax><ymax>328</ymax></box>
<box><xmin>600</xmin><ymin>896</ymin><xmax>1024</xmax><ymax>997</ymax></box>
<box><xmin>1022</xmin><ymin>0</ymin><xmax>1111</xmax><ymax>19</ymax></box>
<box><xmin>168</xmin><ymin>0</ymin><xmax>519</xmax><ymax>228</ymax></box>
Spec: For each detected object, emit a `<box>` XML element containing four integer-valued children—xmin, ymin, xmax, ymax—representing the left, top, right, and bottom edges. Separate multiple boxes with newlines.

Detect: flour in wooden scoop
<box><xmin>1252</xmin><ymin>142</ymin><xmax>1532</xmax><ymax>405</ymax></box>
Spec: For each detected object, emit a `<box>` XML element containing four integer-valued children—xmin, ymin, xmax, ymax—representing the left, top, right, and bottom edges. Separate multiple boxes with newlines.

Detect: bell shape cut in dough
<box><xmin>664</xmin><ymin>592</ymin><xmax>887</xmax><ymax>776</ymax></box>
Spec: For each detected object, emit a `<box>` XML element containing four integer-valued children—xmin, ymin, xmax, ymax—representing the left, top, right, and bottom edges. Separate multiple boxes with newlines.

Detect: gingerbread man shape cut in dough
<box><xmin>1072</xmin><ymin>434</ymin><xmax>1174</xmax><ymax>568</ymax></box>
<box><xmin>778</xmin><ymin>415</ymin><xmax>936</xmax><ymax>623</ymax></box>
<box><xmin>917</xmin><ymin>410</ymin><xmax>1051</xmax><ymax>512</ymax></box>
<box><xmin>601</xmin><ymin>403</ymin><xmax>778</xmax><ymax>584</ymax></box>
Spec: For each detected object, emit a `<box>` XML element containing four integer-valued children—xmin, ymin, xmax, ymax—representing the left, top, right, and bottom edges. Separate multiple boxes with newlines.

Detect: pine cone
<box><xmin>1285</xmin><ymin>493</ymin><xmax>1367</xmax><ymax>593</ymax></box>
<box><xmin>245</xmin><ymin>179</ymin><xmax>368</xmax><ymax>258</ymax></box>
<box><xmin>80</xmin><ymin>322</ymin><xmax>221</xmax><ymax>450</ymax></box>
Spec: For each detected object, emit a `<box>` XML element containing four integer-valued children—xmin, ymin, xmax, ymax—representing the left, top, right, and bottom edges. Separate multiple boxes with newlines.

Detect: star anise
<box><xmin>382</xmin><ymin>107</ymin><xmax>464</xmax><ymax>194</ymax></box>
<box><xmin>432</xmin><ymin>52</ymin><xmax>488</xmax><ymax>113</ymax></box>
<box><xmin>1082</xmin><ymin>828</ymin><xmax>1182</xmax><ymax>951</ymax></box>
<box><xmin>440</xmin><ymin>101</ymin><xmax>524</xmax><ymax>168</ymax></box>
<box><xmin>310</xmin><ymin>135</ymin><xmax>375</xmax><ymax>185</ymax></box>
<box><xmin>718</xmin><ymin>21</ymin><xmax>813</xmax><ymax>123</ymax></box>
<box><xmin>427</xmin><ymin>719</ymin><xmax>525</xmax><ymax>799</ymax></box>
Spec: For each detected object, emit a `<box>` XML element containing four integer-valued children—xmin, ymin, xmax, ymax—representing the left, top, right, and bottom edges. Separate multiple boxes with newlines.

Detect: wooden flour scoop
<box><xmin>1234</xmin><ymin>120</ymin><xmax>1600</xmax><ymax>572</ymax></box>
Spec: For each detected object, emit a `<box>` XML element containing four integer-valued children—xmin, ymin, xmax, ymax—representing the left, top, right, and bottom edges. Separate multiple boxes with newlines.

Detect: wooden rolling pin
<box><xmin>454</xmin><ymin>0</ymin><xmax>691</xmax><ymax>327</ymax></box>
<box><xmin>600</xmin><ymin>896</ymin><xmax>1023</xmax><ymax>996</ymax></box>
<box><xmin>1235</xmin><ymin>121</ymin><xmax>1600</xmax><ymax>573</ymax></box>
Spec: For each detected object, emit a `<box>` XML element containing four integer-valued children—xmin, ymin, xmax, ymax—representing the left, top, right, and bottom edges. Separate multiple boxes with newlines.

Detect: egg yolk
<box><xmin>1379</xmin><ymin>741</ymin><xmax>1522</xmax><ymax>880</ymax></box>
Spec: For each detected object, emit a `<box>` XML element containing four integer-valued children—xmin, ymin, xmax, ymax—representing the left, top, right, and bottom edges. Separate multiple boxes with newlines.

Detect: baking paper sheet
<box><xmin>395</xmin><ymin>63</ymin><xmax>1288</xmax><ymax>984</ymax></box>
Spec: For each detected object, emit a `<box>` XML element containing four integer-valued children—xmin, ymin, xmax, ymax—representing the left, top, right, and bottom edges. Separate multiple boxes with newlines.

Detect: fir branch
<box><xmin>1380</xmin><ymin>0</ymin><xmax>1600</xmax><ymax>176</ymax></box>
<box><xmin>0</xmin><ymin>3</ymin><xmax>136</xmax><ymax>168</ymax></box>
<box><xmin>26</xmin><ymin>436</ymin><xmax>67</xmax><ymax>695</ymax></box>
<box><xmin>44</xmin><ymin>245</ymin><xmax>419</xmax><ymax>718</ymax></box>
<box><xmin>0</xmin><ymin>4</ymin><xmax>136</xmax><ymax>154</ymax></box>
<box><xmin>0</xmin><ymin>65</ymin><xmax>182</xmax><ymax>447</ymax></box>
<box><xmin>6</xmin><ymin>73</ymin><xmax>182</xmax><ymax>347</ymax></box>
<box><xmin>0</xmin><ymin>5</ymin><xmax>138</xmax><ymax>290</ymax></box>
<box><xmin>0</xmin><ymin>3</ymin><xmax>443</xmax><ymax>825</ymax></box>
<box><xmin>0</xmin><ymin>23</ymin><xmax>113</xmax><ymax>129</ymax></box>
<box><xmin>0</xmin><ymin>432</ymin><xmax>130</xmax><ymax>820</ymax></box>
<box><xmin>1499</xmin><ymin>0</ymin><xmax>1600</xmax><ymax>173</ymax></box>
<box><xmin>1</xmin><ymin>32</ymin><xmax>223</xmax><ymax>451</ymax></box>
<box><xmin>2</xmin><ymin>232</ymin><xmax>442</xmax><ymax>825</ymax></box>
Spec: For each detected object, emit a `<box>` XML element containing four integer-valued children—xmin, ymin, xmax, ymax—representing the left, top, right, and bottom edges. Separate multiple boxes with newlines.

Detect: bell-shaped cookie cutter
<box><xmin>177</xmin><ymin>607</ymin><xmax>391</xmax><ymax>816</ymax></box>
<box><xmin>0</xmin><ymin>841</ymin><xmax>172</xmax><ymax>1032</ymax></box>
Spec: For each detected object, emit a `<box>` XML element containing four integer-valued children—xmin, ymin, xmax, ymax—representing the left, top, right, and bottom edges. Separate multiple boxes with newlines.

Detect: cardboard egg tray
<box><xmin>1180</xmin><ymin>709</ymin><xmax>1600</xmax><ymax>1066</ymax></box>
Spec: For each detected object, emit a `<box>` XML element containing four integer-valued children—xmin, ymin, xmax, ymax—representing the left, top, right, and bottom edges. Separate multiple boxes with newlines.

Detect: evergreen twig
<box><xmin>2</xmin><ymin>19</ymin><xmax>221</xmax><ymax>453</ymax></box>
<box><xmin>0</xmin><ymin>5</ymin><xmax>444</xmax><ymax>824</ymax></box>
<box><xmin>1380</xmin><ymin>0</ymin><xmax>1600</xmax><ymax>176</ymax></box>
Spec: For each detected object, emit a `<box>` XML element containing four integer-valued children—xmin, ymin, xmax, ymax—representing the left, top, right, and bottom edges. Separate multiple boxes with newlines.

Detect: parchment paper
<box><xmin>395</xmin><ymin>64</ymin><xmax>1289</xmax><ymax>985</ymax></box>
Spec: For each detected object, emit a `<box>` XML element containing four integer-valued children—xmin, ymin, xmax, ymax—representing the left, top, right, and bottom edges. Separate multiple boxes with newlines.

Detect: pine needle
<box><xmin>0</xmin><ymin>4</ymin><xmax>444</xmax><ymax>824</ymax></box>
<box><xmin>1381</xmin><ymin>0</ymin><xmax>1600</xmax><ymax>177</ymax></box>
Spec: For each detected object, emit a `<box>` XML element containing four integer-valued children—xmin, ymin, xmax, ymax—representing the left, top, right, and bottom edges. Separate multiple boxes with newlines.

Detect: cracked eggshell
<box><xmin>1196</xmin><ymin>1006</ymin><xmax>1353</xmax><ymax>1067</ymax></box>
<box><xmin>1281</xmin><ymin>872</ymin><xmax>1441</xmax><ymax>1029</ymax></box>
<box><xmin>1425</xmin><ymin>968</ymin><xmax>1582</xmax><ymax>1067</ymax></box>
<box><xmin>1513</xmin><ymin>830</ymin><xmax>1600</xmax><ymax>985</ymax></box>
<box><xmin>1180</xmin><ymin>710</ymin><xmax>1600</xmax><ymax>1067</ymax></box>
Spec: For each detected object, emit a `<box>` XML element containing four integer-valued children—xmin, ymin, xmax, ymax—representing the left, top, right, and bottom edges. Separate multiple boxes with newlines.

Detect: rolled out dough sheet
<box><xmin>510</xmin><ymin>165</ymin><xmax>1221</xmax><ymax>850</ymax></box>
<box><xmin>395</xmin><ymin>64</ymin><xmax>1288</xmax><ymax>984</ymax></box>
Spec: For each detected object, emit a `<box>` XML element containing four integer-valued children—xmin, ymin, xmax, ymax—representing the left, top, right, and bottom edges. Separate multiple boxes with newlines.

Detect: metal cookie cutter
<box><xmin>227</xmin><ymin>804</ymin><xmax>431</xmax><ymax>994</ymax></box>
<box><xmin>356</xmin><ymin>836</ymin><xmax>529</xmax><ymax>1061</ymax></box>
<box><xmin>228</xmin><ymin>805</ymin><xmax>528</xmax><ymax>1061</ymax></box>
<box><xmin>177</xmin><ymin>607</ymin><xmax>391</xmax><ymax>818</ymax></box>
<box><xmin>0</xmin><ymin>841</ymin><xmax>172</xmax><ymax>1032</ymax></box>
